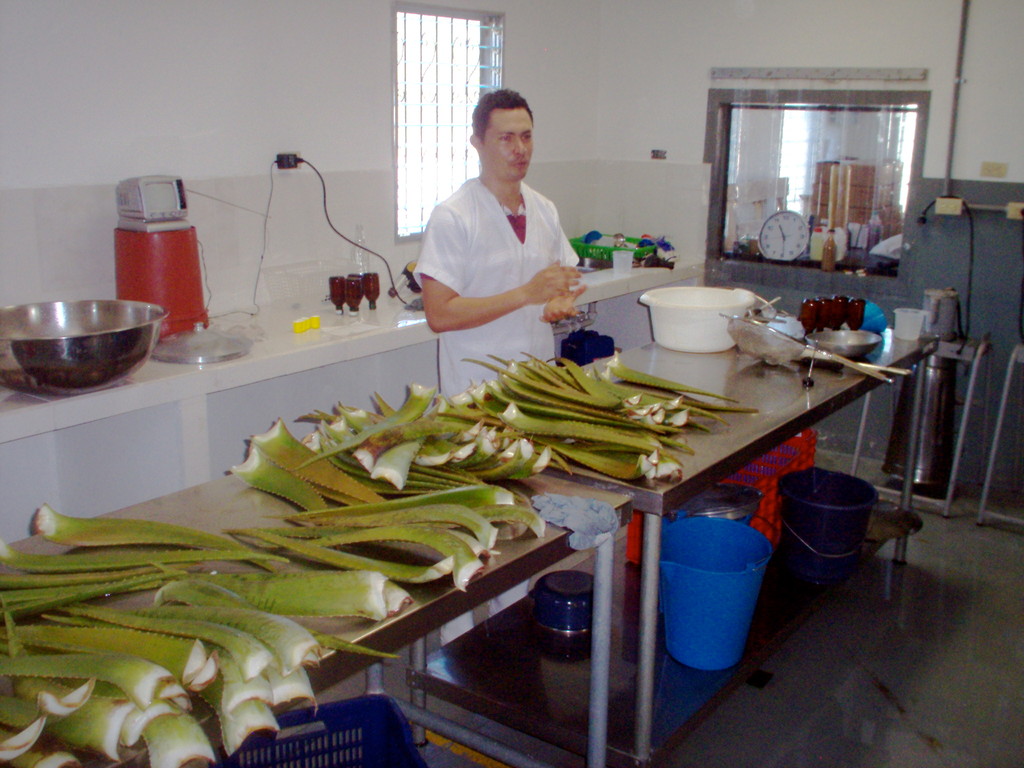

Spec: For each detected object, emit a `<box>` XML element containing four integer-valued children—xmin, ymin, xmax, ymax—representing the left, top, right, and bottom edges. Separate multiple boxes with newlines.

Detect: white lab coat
<box><xmin>416</xmin><ymin>178</ymin><xmax>578</xmax><ymax>397</ymax></box>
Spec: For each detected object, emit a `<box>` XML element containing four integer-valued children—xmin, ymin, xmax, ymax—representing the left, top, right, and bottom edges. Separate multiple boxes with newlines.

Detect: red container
<box><xmin>114</xmin><ymin>227</ymin><xmax>207</xmax><ymax>338</ymax></box>
<box><xmin>626</xmin><ymin>429</ymin><xmax>817</xmax><ymax>563</ymax></box>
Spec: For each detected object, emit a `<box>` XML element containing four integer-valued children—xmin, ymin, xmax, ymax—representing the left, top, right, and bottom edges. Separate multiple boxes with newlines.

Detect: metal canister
<box><xmin>923</xmin><ymin>288</ymin><xmax>959</xmax><ymax>339</ymax></box>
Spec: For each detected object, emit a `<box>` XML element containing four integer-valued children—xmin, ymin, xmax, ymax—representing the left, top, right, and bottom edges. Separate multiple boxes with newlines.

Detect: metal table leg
<box><xmin>850</xmin><ymin>391</ymin><xmax>872</xmax><ymax>476</ymax></box>
<box><xmin>587</xmin><ymin>532</ymin><xmax>614</xmax><ymax>767</ymax></box>
<box><xmin>894</xmin><ymin>358</ymin><xmax>927</xmax><ymax>563</ymax></box>
<box><xmin>941</xmin><ymin>339</ymin><xmax>990</xmax><ymax>517</ymax></box>
<box><xmin>978</xmin><ymin>343</ymin><xmax>1024</xmax><ymax>528</ymax></box>
<box><xmin>634</xmin><ymin>510</ymin><xmax>662</xmax><ymax>762</ymax></box>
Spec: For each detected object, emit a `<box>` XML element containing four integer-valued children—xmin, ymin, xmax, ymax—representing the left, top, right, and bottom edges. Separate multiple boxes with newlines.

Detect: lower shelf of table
<box><xmin>408</xmin><ymin>548</ymin><xmax>833</xmax><ymax>767</ymax></box>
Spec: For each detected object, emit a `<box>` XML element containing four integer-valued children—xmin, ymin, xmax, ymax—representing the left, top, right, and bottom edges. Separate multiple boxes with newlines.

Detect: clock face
<box><xmin>758</xmin><ymin>210</ymin><xmax>810</xmax><ymax>261</ymax></box>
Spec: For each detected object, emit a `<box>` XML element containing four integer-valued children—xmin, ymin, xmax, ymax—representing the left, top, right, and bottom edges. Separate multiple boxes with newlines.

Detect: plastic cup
<box><xmin>612</xmin><ymin>250</ymin><xmax>633</xmax><ymax>274</ymax></box>
<box><xmin>893</xmin><ymin>307</ymin><xmax>928</xmax><ymax>340</ymax></box>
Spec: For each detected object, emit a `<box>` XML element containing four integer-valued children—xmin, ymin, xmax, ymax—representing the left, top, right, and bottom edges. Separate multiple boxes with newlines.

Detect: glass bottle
<box><xmin>821</xmin><ymin>229</ymin><xmax>837</xmax><ymax>272</ymax></box>
<box><xmin>352</xmin><ymin>224</ymin><xmax>367</xmax><ymax>275</ymax></box>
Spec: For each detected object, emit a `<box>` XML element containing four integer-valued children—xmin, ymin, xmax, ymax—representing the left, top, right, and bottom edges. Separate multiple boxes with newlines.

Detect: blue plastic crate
<box><xmin>216</xmin><ymin>695</ymin><xmax>427</xmax><ymax>768</ymax></box>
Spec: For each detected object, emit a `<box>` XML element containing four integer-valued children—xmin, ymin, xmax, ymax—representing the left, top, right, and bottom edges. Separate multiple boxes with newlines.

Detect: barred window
<box><xmin>394</xmin><ymin>6</ymin><xmax>504</xmax><ymax>239</ymax></box>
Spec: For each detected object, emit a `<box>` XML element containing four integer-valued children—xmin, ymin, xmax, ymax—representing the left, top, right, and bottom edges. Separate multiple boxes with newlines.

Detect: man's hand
<box><xmin>542</xmin><ymin>291</ymin><xmax>585</xmax><ymax>323</ymax></box>
<box><xmin>525</xmin><ymin>264</ymin><xmax>583</xmax><ymax>304</ymax></box>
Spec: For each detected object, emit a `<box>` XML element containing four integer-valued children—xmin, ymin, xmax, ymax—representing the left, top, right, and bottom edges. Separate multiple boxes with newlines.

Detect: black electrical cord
<box><xmin>918</xmin><ymin>196</ymin><xmax>973</xmax><ymax>342</ymax></box>
<box><xmin>281</xmin><ymin>157</ymin><xmax>408</xmax><ymax>305</ymax></box>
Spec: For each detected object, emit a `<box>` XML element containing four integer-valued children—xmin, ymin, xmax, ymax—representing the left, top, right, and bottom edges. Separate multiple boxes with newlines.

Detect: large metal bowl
<box><xmin>0</xmin><ymin>300</ymin><xmax>167</xmax><ymax>396</ymax></box>
<box><xmin>807</xmin><ymin>329</ymin><xmax>883</xmax><ymax>358</ymax></box>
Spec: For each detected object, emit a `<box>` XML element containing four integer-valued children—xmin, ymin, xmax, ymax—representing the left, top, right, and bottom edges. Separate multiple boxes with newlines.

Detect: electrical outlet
<box><xmin>980</xmin><ymin>161</ymin><xmax>1008</xmax><ymax>179</ymax></box>
<box><xmin>935</xmin><ymin>197</ymin><xmax>964</xmax><ymax>216</ymax></box>
<box><xmin>275</xmin><ymin>152</ymin><xmax>301</xmax><ymax>169</ymax></box>
<box><xmin>1008</xmin><ymin>202</ymin><xmax>1024</xmax><ymax>220</ymax></box>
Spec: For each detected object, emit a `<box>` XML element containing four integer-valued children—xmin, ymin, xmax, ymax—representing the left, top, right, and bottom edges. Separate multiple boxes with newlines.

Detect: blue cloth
<box><xmin>531</xmin><ymin>493</ymin><xmax>619</xmax><ymax>550</ymax></box>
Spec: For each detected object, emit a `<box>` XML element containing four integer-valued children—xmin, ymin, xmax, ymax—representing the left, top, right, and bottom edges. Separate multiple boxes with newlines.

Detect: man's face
<box><xmin>472</xmin><ymin>107</ymin><xmax>533</xmax><ymax>185</ymax></box>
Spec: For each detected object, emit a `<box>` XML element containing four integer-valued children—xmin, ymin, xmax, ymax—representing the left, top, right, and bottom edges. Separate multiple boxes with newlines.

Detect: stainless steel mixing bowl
<box><xmin>0</xmin><ymin>300</ymin><xmax>167</xmax><ymax>396</ymax></box>
<box><xmin>806</xmin><ymin>329</ymin><xmax>883</xmax><ymax>358</ymax></box>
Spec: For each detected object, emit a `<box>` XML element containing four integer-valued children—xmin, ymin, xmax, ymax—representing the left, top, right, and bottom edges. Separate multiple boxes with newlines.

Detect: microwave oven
<box><xmin>116</xmin><ymin>175</ymin><xmax>190</xmax><ymax>232</ymax></box>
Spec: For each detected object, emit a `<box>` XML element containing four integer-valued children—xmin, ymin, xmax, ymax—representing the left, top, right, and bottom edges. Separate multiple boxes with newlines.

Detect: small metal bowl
<box><xmin>807</xmin><ymin>329</ymin><xmax>883</xmax><ymax>358</ymax></box>
<box><xmin>0</xmin><ymin>299</ymin><xmax>167</xmax><ymax>396</ymax></box>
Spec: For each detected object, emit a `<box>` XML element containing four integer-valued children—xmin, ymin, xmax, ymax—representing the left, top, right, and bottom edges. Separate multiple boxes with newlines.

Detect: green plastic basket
<box><xmin>570</xmin><ymin>236</ymin><xmax>657</xmax><ymax>263</ymax></box>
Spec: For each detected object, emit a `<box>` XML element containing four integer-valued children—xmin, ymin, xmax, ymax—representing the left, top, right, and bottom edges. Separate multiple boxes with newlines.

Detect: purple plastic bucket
<box><xmin>778</xmin><ymin>467</ymin><xmax>877</xmax><ymax>584</ymax></box>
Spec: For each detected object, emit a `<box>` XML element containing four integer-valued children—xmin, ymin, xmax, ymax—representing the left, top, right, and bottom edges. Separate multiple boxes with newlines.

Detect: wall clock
<box><xmin>757</xmin><ymin>210</ymin><xmax>809</xmax><ymax>261</ymax></box>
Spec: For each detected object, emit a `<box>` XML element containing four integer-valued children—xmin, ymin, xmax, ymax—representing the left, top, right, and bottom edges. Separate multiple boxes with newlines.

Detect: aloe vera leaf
<box><xmin>500</xmin><ymin>403</ymin><xmax>661</xmax><ymax>453</ymax></box>
<box><xmin>352</xmin><ymin>420</ymin><xmax>458</xmax><ymax>472</ymax></box>
<box><xmin>303</xmin><ymin>382</ymin><xmax>438</xmax><ymax>465</ymax></box>
<box><xmin>281</xmin><ymin>502</ymin><xmax>498</xmax><ymax>550</ymax></box>
<box><xmin>367</xmin><ymin>438</ymin><xmax>424</xmax><ymax>489</ymax></box>
<box><xmin>155</xmin><ymin>679</ymin><xmax>190</xmax><ymax>710</ymax></box>
<box><xmin>154</xmin><ymin>578</ymin><xmax>256</xmax><ymax>610</ymax></box>
<box><xmin>472</xmin><ymin>440</ymin><xmax>550</xmax><ymax>481</ymax></box>
<box><xmin>210</xmin><ymin>696</ymin><xmax>277</xmax><ymax>755</ymax></box>
<box><xmin>604</xmin><ymin>352</ymin><xmax>737</xmax><ymax>401</ymax></box>
<box><xmin>136</xmin><ymin>606</ymin><xmax>317</xmax><ymax>677</ymax></box>
<box><xmin>548</xmin><ymin>357</ymin><xmax>623</xmax><ymax>408</ymax></box>
<box><xmin>141</xmin><ymin>710</ymin><xmax>216</xmax><ymax>768</ymax></box>
<box><xmin>0</xmin><ymin>717</ymin><xmax>46</xmax><ymax>762</ymax></box>
<box><xmin>308</xmin><ymin>525</ymin><xmax>484</xmax><ymax>591</ymax></box>
<box><xmin>498</xmin><ymin>390</ymin><xmax>645</xmax><ymax>430</ymax></box>
<box><xmin>201</xmin><ymin>570</ymin><xmax>398</xmax><ymax>620</ymax></box>
<box><xmin>309</xmin><ymin>630</ymin><xmax>396</xmax><ymax>659</ymax></box>
<box><xmin>412</xmin><ymin>436</ymin><xmax>457</xmax><ymax>467</ymax></box>
<box><xmin>120</xmin><ymin>699</ymin><xmax>179</xmax><ymax>747</ymax></box>
<box><xmin>197</xmin><ymin>656</ymin><xmax>273</xmax><ymax>716</ymax></box>
<box><xmin>10</xmin><ymin>746</ymin><xmax>81</xmax><ymax>768</ymax></box>
<box><xmin>251</xmin><ymin>419</ymin><xmax>384</xmax><ymax>504</ymax></box>
<box><xmin>286</xmin><ymin>483</ymin><xmax>512</xmax><ymax>520</ymax></box>
<box><xmin>0</xmin><ymin>697</ymin><xmax>43</xmax><ymax>731</ymax></box>
<box><xmin>238</xmin><ymin>528</ymin><xmax>452</xmax><ymax>584</ymax></box>
<box><xmin>12</xmin><ymin>678</ymin><xmax>134</xmax><ymax>761</ymax></box>
<box><xmin>231</xmin><ymin>446</ymin><xmax>326</xmax><ymax>511</ymax></box>
<box><xmin>58</xmin><ymin>606</ymin><xmax>273</xmax><ymax>683</ymax></box>
<box><xmin>0</xmin><ymin>536</ymin><xmax>285</xmax><ymax>574</ymax></box>
<box><xmin>0</xmin><ymin>567</ymin><xmax>163</xmax><ymax>590</ymax></box>
<box><xmin>544</xmin><ymin>442</ymin><xmax>645</xmax><ymax>480</ymax></box>
<box><xmin>0</xmin><ymin>653</ymin><xmax>176</xmax><ymax>710</ymax></box>
<box><xmin>0</xmin><ymin>572</ymin><xmax>167</xmax><ymax>620</ymax></box>
<box><xmin>263</xmin><ymin>665</ymin><xmax>314</xmax><ymax>706</ymax></box>
<box><xmin>11</xmin><ymin>625</ymin><xmax>212</xmax><ymax>692</ymax></box>
<box><xmin>474</xmin><ymin>504</ymin><xmax>546</xmax><ymax>538</ymax></box>
<box><xmin>31</xmin><ymin>505</ymin><xmax>249</xmax><ymax>553</ymax></box>
<box><xmin>16</xmin><ymin>680</ymin><xmax>94</xmax><ymax>717</ymax></box>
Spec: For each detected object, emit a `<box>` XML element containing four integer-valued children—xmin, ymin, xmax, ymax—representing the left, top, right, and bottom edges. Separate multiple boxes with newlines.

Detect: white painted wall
<box><xmin>592</xmin><ymin>0</ymin><xmax>1022</xmax><ymax>183</ymax></box>
<box><xmin>0</xmin><ymin>0</ymin><xmax>1019</xmax><ymax>314</ymax></box>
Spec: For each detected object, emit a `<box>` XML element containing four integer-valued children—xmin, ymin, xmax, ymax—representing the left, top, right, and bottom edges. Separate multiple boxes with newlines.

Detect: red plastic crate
<box><xmin>721</xmin><ymin>429</ymin><xmax>817</xmax><ymax>547</ymax></box>
<box><xmin>626</xmin><ymin>429</ymin><xmax>816</xmax><ymax>562</ymax></box>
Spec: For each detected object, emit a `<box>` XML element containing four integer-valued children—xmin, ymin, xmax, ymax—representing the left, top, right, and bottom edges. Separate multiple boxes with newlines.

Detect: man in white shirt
<box><xmin>416</xmin><ymin>89</ymin><xmax>585</xmax><ymax>643</ymax></box>
<box><xmin>416</xmin><ymin>89</ymin><xmax>585</xmax><ymax>398</ymax></box>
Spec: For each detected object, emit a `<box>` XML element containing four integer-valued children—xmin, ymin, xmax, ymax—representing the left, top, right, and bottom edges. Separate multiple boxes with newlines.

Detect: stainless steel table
<box><xmin>5</xmin><ymin>472</ymin><xmax>632</xmax><ymax>768</ymax></box>
<box><xmin>412</xmin><ymin>333</ymin><xmax>933</xmax><ymax>767</ymax></box>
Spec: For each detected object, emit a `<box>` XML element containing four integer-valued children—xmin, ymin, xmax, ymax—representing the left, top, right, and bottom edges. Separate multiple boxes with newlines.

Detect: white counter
<box><xmin>0</xmin><ymin>260</ymin><xmax>700</xmax><ymax>539</ymax></box>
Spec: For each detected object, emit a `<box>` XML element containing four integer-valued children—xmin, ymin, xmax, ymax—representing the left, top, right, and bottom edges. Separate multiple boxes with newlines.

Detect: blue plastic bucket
<box><xmin>778</xmin><ymin>467</ymin><xmax>877</xmax><ymax>584</ymax></box>
<box><xmin>659</xmin><ymin>516</ymin><xmax>772</xmax><ymax>670</ymax></box>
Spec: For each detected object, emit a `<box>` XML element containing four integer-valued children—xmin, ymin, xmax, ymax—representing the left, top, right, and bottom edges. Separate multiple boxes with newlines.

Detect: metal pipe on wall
<box><xmin>943</xmin><ymin>0</ymin><xmax>971</xmax><ymax>196</ymax></box>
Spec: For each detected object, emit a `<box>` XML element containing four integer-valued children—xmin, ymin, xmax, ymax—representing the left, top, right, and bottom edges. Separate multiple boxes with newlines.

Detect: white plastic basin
<box><xmin>639</xmin><ymin>286</ymin><xmax>756</xmax><ymax>353</ymax></box>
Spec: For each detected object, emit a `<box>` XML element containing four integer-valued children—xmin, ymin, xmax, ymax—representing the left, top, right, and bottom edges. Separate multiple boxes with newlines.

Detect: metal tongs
<box><xmin>727</xmin><ymin>315</ymin><xmax>910</xmax><ymax>383</ymax></box>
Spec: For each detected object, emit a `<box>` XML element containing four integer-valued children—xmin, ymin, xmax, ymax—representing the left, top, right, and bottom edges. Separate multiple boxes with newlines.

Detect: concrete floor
<box><xmin>340</xmin><ymin>455</ymin><xmax>1024</xmax><ymax>768</ymax></box>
